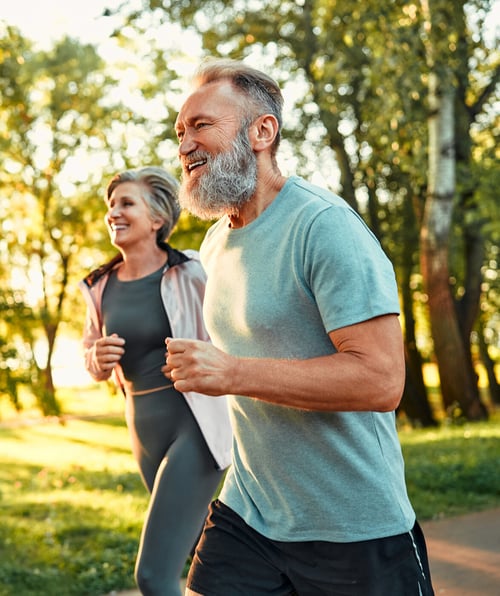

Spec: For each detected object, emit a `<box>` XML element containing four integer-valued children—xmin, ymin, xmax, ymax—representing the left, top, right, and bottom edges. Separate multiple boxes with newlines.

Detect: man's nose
<box><xmin>178</xmin><ymin>131</ymin><xmax>197</xmax><ymax>155</ymax></box>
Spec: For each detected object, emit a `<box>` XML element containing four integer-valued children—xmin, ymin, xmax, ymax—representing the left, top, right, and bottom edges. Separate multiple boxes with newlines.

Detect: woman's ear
<box><xmin>152</xmin><ymin>217</ymin><xmax>164</xmax><ymax>231</ymax></box>
<box><xmin>249</xmin><ymin>114</ymin><xmax>279</xmax><ymax>152</ymax></box>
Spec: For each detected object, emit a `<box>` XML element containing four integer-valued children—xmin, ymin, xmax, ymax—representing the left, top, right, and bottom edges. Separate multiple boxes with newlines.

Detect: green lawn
<box><xmin>399</xmin><ymin>414</ymin><xmax>500</xmax><ymax>519</ymax></box>
<box><xmin>0</xmin><ymin>385</ymin><xmax>499</xmax><ymax>595</ymax></box>
<box><xmin>0</xmin><ymin>416</ymin><xmax>145</xmax><ymax>595</ymax></box>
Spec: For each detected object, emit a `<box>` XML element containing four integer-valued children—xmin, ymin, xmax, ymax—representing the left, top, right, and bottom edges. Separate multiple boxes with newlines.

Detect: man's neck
<box><xmin>228</xmin><ymin>171</ymin><xmax>287</xmax><ymax>228</ymax></box>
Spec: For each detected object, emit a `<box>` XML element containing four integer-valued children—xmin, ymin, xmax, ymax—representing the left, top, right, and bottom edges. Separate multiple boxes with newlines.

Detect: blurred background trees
<box><xmin>0</xmin><ymin>0</ymin><xmax>498</xmax><ymax>424</ymax></box>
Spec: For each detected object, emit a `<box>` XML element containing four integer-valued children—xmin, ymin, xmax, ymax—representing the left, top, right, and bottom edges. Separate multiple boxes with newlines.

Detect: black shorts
<box><xmin>187</xmin><ymin>500</ymin><xmax>434</xmax><ymax>596</ymax></box>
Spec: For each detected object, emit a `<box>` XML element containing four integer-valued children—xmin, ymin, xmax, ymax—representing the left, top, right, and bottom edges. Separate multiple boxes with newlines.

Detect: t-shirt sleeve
<box><xmin>303</xmin><ymin>205</ymin><xmax>400</xmax><ymax>333</ymax></box>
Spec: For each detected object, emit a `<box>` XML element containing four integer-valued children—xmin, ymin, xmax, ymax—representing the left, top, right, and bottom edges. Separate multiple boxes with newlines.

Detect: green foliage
<box><xmin>0</xmin><ymin>290</ymin><xmax>38</xmax><ymax>410</ymax></box>
<box><xmin>0</xmin><ymin>28</ymin><xmax>113</xmax><ymax>413</ymax></box>
<box><xmin>0</xmin><ymin>25</ymin><xmax>173</xmax><ymax>415</ymax></box>
<box><xmin>170</xmin><ymin>211</ymin><xmax>214</xmax><ymax>250</ymax></box>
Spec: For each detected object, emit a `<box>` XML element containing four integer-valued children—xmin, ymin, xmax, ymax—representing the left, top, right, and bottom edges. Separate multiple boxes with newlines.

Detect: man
<box><xmin>166</xmin><ymin>58</ymin><xmax>434</xmax><ymax>596</ymax></box>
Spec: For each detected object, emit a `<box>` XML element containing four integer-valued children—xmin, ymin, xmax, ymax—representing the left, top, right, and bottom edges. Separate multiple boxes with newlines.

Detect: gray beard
<box><xmin>178</xmin><ymin>129</ymin><xmax>258</xmax><ymax>221</ymax></box>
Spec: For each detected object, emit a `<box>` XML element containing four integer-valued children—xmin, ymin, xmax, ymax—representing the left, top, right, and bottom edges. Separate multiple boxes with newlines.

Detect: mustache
<box><xmin>182</xmin><ymin>151</ymin><xmax>210</xmax><ymax>170</ymax></box>
<box><xmin>177</xmin><ymin>125</ymin><xmax>258</xmax><ymax>221</ymax></box>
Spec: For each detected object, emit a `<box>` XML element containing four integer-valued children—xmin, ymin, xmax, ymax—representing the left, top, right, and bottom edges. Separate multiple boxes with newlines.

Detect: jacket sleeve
<box><xmin>79</xmin><ymin>279</ymin><xmax>113</xmax><ymax>383</ymax></box>
<box><xmin>82</xmin><ymin>308</ymin><xmax>113</xmax><ymax>382</ymax></box>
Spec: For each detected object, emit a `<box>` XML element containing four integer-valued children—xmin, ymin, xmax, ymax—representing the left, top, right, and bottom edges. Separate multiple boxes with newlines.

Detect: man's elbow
<box><xmin>372</xmin><ymin>363</ymin><xmax>405</xmax><ymax>412</ymax></box>
<box><xmin>376</xmin><ymin>387</ymin><xmax>404</xmax><ymax>412</ymax></box>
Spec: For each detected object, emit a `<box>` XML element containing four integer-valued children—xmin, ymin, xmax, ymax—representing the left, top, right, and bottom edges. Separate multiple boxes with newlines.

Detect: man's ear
<box><xmin>249</xmin><ymin>114</ymin><xmax>279</xmax><ymax>152</ymax></box>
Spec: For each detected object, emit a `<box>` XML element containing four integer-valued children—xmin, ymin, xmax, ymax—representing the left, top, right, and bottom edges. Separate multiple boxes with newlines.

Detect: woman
<box><xmin>79</xmin><ymin>166</ymin><xmax>232</xmax><ymax>596</ymax></box>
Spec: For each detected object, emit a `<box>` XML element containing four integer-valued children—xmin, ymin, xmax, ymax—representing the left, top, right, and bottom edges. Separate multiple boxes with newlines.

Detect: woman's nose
<box><xmin>108</xmin><ymin>204</ymin><xmax>121</xmax><ymax>218</ymax></box>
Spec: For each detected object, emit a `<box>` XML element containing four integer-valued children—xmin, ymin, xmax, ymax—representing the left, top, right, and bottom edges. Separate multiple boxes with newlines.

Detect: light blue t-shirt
<box><xmin>200</xmin><ymin>176</ymin><xmax>415</xmax><ymax>542</ymax></box>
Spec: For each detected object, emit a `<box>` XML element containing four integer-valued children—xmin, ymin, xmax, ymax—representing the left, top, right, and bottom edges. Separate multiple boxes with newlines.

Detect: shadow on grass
<box><xmin>57</xmin><ymin>434</ymin><xmax>132</xmax><ymax>456</ymax></box>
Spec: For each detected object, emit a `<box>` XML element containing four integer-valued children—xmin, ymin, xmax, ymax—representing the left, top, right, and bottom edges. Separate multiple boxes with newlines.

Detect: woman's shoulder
<box><xmin>165</xmin><ymin>246</ymin><xmax>205</xmax><ymax>281</ymax></box>
<box><xmin>161</xmin><ymin>242</ymin><xmax>200</xmax><ymax>265</ymax></box>
<box><xmin>81</xmin><ymin>254</ymin><xmax>122</xmax><ymax>288</ymax></box>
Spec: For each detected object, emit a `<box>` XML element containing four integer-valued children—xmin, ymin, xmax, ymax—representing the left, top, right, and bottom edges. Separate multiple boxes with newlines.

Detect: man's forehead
<box><xmin>176</xmin><ymin>81</ymin><xmax>243</xmax><ymax>125</ymax></box>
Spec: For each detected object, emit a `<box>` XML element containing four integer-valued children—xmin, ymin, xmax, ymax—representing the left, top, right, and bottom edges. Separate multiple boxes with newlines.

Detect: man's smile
<box><xmin>187</xmin><ymin>158</ymin><xmax>207</xmax><ymax>172</ymax></box>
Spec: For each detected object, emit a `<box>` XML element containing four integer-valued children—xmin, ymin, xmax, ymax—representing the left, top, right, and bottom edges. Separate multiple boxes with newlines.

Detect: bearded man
<box><xmin>166</xmin><ymin>58</ymin><xmax>435</xmax><ymax>596</ymax></box>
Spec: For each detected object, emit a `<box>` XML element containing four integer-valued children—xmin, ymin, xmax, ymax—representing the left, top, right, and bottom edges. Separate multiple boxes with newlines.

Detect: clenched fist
<box><xmin>95</xmin><ymin>333</ymin><xmax>125</xmax><ymax>372</ymax></box>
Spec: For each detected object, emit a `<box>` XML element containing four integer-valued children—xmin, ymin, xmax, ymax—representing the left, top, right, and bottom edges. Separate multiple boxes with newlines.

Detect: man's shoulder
<box><xmin>286</xmin><ymin>176</ymin><xmax>349</xmax><ymax>208</ymax></box>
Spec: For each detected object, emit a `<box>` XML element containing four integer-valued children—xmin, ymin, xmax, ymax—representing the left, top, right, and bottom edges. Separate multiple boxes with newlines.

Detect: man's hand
<box><xmin>94</xmin><ymin>333</ymin><xmax>125</xmax><ymax>372</ymax></box>
<box><xmin>163</xmin><ymin>314</ymin><xmax>405</xmax><ymax>412</ymax></box>
<box><xmin>164</xmin><ymin>338</ymin><xmax>234</xmax><ymax>396</ymax></box>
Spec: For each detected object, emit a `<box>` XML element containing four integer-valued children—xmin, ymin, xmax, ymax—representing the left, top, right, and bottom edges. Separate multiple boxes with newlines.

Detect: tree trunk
<box><xmin>401</xmin><ymin>347</ymin><xmax>438</xmax><ymax>427</ymax></box>
<box><xmin>478</xmin><ymin>320</ymin><xmax>500</xmax><ymax>405</ymax></box>
<box><xmin>456</xmin><ymin>222</ymin><xmax>489</xmax><ymax>416</ymax></box>
<box><xmin>420</xmin><ymin>72</ymin><xmax>486</xmax><ymax>420</ymax></box>
<box><xmin>34</xmin><ymin>319</ymin><xmax>61</xmax><ymax>417</ymax></box>
<box><xmin>399</xmin><ymin>194</ymin><xmax>437</xmax><ymax>426</ymax></box>
<box><xmin>400</xmin><ymin>284</ymin><xmax>436</xmax><ymax>426</ymax></box>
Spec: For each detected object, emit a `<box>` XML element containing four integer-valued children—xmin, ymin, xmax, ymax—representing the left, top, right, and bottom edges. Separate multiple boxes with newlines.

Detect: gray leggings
<box><xmin>125</xmin><ymin>387</ymin><xmax>224</xmax><ymax>596</ymax></box>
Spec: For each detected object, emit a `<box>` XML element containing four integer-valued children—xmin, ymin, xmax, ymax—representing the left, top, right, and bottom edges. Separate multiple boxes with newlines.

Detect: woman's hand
<box><xmin>94</xmin><ymin>333</ymin><xmax>125</xmax><ymax>372</ymax></box>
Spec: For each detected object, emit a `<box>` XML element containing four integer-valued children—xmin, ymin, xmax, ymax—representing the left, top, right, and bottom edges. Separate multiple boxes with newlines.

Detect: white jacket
<box><xmin>78</xmin><ymin>245</ymin><xmax>232</xmax><ymax>470</ymax></box>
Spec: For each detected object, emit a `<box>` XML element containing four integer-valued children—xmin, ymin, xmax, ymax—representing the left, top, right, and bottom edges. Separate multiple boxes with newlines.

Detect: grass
<box><xmin>0</xmin><ymin>386</ymin><xmax>147</xmax><ymax>595</ymax></box>
<box><xmin>0</xmin><ymin>414</ymin><xmax>146</xmax><ymax>596</ymax></box>
<box><xmin>399</xmin><ymin>413</ymin><xmax>500</xmax><ymax>519</ymax></box>
<box><xmin>0</xmin><ymin>385</ymin><xmax>499</xmax><ymax>595</ymax></box>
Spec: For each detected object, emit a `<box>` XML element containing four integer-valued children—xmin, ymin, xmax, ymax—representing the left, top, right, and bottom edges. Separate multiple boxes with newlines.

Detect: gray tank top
<box><xmin>102</xmin><ymin>265</ymin><xmax>172</xmax><ymax>392</ymax></box>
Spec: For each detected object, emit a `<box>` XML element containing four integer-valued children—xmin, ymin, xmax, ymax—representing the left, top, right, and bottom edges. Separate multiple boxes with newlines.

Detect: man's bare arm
<box><xmin>166</xmin><ymin>314</ymin><xmax>405</xmax><ymax>412</ymax></box>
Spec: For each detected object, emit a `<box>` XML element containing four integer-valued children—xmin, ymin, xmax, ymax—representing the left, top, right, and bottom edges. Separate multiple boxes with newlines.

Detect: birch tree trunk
<box><xmin>420</xmin><ymin>70</ymin><xmax>486</xmax><ymax>420</ymax></box>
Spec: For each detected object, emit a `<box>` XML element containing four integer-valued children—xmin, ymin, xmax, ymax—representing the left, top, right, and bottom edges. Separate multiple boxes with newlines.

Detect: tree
<box><xmin>0</xmin><ymin>27</ymin><xmax>135</xmax><ymax>414</ymax></box>
<box><xmin>419</xmin><ymin>0</ymin><xmax>496</xmax><ymax>420</ymax></box>
<box><xmin>0</xmin><ymin>21</ymin><xmax>194</xmax><ymax>415</ymax></box>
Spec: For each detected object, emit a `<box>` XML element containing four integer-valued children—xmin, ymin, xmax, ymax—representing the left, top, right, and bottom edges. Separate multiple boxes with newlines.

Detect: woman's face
<box><xmin>105</xmin><ymin>181</ymin><xmax>160</xmax><ymax>251</ymax></box>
